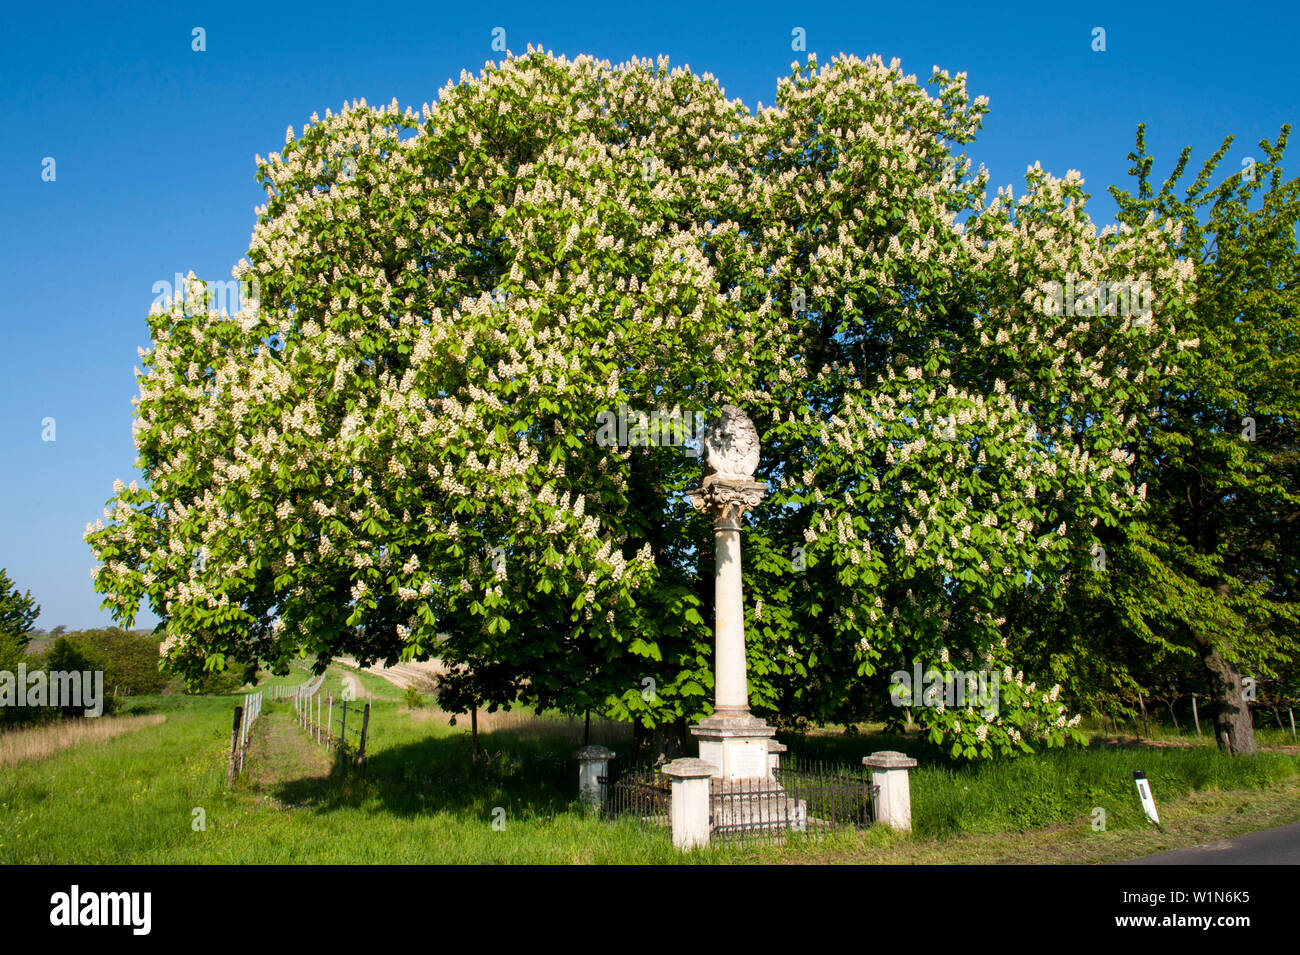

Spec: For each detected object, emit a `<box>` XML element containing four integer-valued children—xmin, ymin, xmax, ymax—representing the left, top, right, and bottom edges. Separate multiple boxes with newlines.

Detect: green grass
<box><xmin>908</xmin><ymin>744</ymin><xmax>1297</xmax><ymax>838</ymax></box>
<box><xmin>0</xmin><ymin>689</ymin><xmax>716</xmax><ymax>863</ymax></box>
<box><xmin>782</xmin><ymin>723</ymin><xmax>1300</xmax><ymax>838</ymax></box>
<box><xmin>315</xmin><ymin>661</ymin><xmax>403</xmax><ymax>702</ymax></box>
<box><xmin>2</xmin><ymin>687</ymin><xmax>1297</xmax><ymax>864</ymax></box>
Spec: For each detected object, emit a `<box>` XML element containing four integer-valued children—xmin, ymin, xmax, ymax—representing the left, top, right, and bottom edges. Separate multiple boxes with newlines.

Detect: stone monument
<box><xmin>686</xmin><ymin>405</ymin><xmax>778</xmax><ymax>780</ymax></box>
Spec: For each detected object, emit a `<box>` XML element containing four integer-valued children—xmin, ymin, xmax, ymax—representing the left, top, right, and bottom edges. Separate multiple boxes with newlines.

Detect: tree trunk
<box><xmin>651</xmin><ymin>718</ymin><xmax>689</xmax><ymax>762</ymax></box>
<box><xmin>470</xmin><ymin>705</ymin><xmax>484</xmax><ymax>764</ymax></box>
<box><xmin>1200</xmin><ymin>646</ymin><xmax>1257</xmax><ymax>757</ymax></box>
<box><xmin>634</xmin><ymin>717</ymin><xmax>689</xmax><ymax>763</ymax></box>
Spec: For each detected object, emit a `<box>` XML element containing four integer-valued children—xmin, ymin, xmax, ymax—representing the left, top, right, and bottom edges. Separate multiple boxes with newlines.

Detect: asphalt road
<box><xmin>1122</xmin><ymin>821</ymin><xmax>1300</xmax><ymax>864</ymax></box>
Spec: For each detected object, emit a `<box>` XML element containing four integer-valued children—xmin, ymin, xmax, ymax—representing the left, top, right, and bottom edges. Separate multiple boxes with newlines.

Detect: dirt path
<box><xmin>336</xmin><ymin>656</ymin><xmax>445</xmax><ymax>691</ymax></box>
<box><xmin>242</xmin><ymin>706</ymin><xmax>333</xmax><ymax>793</ymax></box>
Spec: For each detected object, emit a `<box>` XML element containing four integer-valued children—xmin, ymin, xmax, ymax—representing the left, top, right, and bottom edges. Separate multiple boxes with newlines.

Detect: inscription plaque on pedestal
<box><xmin>730</xmin><ymin>742</ymin><xmax>767</xmax><ymax>780</ymax></box>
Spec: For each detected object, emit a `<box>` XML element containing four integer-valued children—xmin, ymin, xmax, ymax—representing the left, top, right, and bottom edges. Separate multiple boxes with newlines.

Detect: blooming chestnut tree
<box><xmin>88</xmin><ymin>48</ymin><xmax>1195</xmax><ymax>758</ymax></box>
<box><xmin>729</xmin><ymin>57</ymin><xmax>1197</xmax><ymax>756</ymax></box>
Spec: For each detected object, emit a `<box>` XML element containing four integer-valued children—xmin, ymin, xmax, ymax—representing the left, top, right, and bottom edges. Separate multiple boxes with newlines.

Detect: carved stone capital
<box><xmin>687</xmin><ymin>474</ymin><xmax>767</xmax><ymax>523</ymax></box>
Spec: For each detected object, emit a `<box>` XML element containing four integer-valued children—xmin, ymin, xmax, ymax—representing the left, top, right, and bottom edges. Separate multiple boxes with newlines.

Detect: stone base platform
<box><xmin>709</xmin><ymin>779</ymin><xmax>809</xmax><ymax>836</ymax></box>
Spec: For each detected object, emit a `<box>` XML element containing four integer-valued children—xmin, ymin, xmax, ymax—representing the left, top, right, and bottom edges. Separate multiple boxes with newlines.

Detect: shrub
<box><xmin>42</xmin><ymin>637</ymin><xmax>115</xmax><ymax>719</ymax></box>
<box><xmin>60</xmin><ymin>628</ymin><xmax>166</xmax><ymax>696</ymax></box>
<box><xmin>188</xmin><ymin>663</ymin><xmax>249</xmax><ymax>696</ymax></box>
<box><xmin>0</xmin><ymin>632</ymin><xmax>43</xmax><ymax>727</ymax></box>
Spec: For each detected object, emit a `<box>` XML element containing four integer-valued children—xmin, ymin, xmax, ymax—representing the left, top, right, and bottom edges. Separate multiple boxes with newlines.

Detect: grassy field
<box><xmin>0</xmin><ymin>713</ymin><xmax>165</xmax><ymax>767</ymax></box>
<box><xmin>2</xmin><ymin>675</ymin><xmax>1298</xmax><ymax>864</ymax></box>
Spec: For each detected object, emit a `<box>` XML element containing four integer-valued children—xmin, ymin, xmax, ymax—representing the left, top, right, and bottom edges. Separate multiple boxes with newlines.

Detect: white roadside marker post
<box><xmin>1134</xmin><ymin>770</ymin><xmax>1161</xmax><ymax>828</ymax></box>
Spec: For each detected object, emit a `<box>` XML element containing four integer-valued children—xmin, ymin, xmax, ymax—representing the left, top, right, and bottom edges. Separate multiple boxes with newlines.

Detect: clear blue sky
<box><xmin>1</xmin><ymin>0</ymin><xmax>1296</xmax><ymax>630</ymax></box>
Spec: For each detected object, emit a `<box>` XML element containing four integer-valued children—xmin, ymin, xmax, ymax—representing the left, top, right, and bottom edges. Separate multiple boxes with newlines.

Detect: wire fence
<box><xmin>227</xmin><ymin>671</ymin><xmax>333</xmax><ymax>785</ymax></box>
<box><xmin>772</xmin><ymin>756</ymin><xmax>877</xmax><ymax>830</ymax></box>
<box><xmin>710</xmin><ymin>774</ymin><xmax>807</xmax><ymax>843</ymax></box>
<box><xmin>600</xmin><ymin>763</ymin><xmax>671</xmax><ymax>827</ymax></box>
<box><xmin>226</xmin><ymin>689</ymin><xmax>264</xmax><ymax>784</ymax></box>
<box><xmin>267</xmin><ymin>677</ymin><xmax>323</xmax><ymax>701</ymax></box>
<box><xmin>598</xmin><ymin>754</ymin><xmax>878</xmax><ymax>844</ymax></box>
<box><xmin>294</xmin><ymin>680</ymin><xmax>371</xmax><ymax>770</ymax></box>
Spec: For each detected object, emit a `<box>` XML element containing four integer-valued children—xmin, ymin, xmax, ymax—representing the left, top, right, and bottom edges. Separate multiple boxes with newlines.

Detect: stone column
<box><xmin>686</xmin><ymin>405</ymin><xmax>776</xmax><ymax>780</ymax></box>
<box><xmin>574</xmin><ymin>745</ymin><xmax>615</xmax><ymax>811</ymax></box>
<box><xmin>663</xmin><ymin>757</ymin><xmax>715</xmax><ymax>850</ymax></box>
<box><xmin>692</xmin><ymin>474</ymin><xmax>767</xmax><ymax>719</ymax></box>
<box><xmin>863</xmin><ymin>750</ymin><xmax>918</xmax><ymax>831</ymax></box>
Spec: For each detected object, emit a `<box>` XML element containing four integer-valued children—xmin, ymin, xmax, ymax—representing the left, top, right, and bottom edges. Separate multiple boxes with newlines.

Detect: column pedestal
<box><xmin>690</xmin><ymin>713</ymin><xmax>777</xmax><ymax>780</ymax></box>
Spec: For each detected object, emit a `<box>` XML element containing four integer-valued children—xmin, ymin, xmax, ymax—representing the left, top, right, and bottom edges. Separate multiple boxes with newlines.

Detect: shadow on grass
<box><xmin>253</xmin><ymin>711</ymin><xmax>1300</xmax><ymax>845</ymax></box>
<box><xmin>266</xmin><ymin>726</ymin><xmax>600</xmax><ymax>823</ymax></box>
<box><xmin>267</xmin><ymin>721</ymin><xmax>921</xmax><ymax>825</ymax></box>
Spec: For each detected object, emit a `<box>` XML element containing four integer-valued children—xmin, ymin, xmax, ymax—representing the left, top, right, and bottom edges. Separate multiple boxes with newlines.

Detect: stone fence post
<box><xmin>663</xmin><ymin>757</ymin><xmax>714</xmax><ymax>850</ymax></box>
<box><xmin>767</xmin><ymin>738</ymin><xmax>786</xmax><ymax>775</ymax></box>
<box><xmin>574</xmin><ymin>745</ymin><xmax>616</xmax><ymax>811</ymax></box>
<box><xmin>863</xmin><ymin>750</ymin><xmax>918</xmax><ymax>831</ymax></box>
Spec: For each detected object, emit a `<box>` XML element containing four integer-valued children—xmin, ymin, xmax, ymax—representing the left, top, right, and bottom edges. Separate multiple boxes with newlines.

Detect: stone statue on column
<box><xmin>686</xmin><ymin>404</ymin><xmax>777</xmax><ymax>779</ymax></box>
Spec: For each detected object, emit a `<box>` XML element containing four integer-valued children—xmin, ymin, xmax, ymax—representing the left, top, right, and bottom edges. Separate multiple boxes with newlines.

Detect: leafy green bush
<box><xmin>0</xmin><ymin>631</ymin><xmax>42</xmax><ymax>726</ymax></box>
<box><xmin>58</xmin><ymin>628</ymin><xmax>165</xmax><ymax>696</ymax></box>
<box><xmin>188</xmin><ymin>662</ymin><xmax>249</xmax><ymax>696</ymax></box>
<box><xmin>41</xmin><ymin>637</ymin><xmax>115</xmax><ymax>719</ymax></box>
<box><xmin>404</xmin><ymin>686</ymin><xmax>425</xmax><ymax>709</ymax></box>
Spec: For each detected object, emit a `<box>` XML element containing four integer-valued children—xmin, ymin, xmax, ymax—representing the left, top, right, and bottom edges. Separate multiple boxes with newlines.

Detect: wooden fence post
<box><xmin>227</xmin><ymin>705</ymin><xmax>243</xmax><ymax>786</ymax></box>
<box><xmin>339</xmin><ymin>701</ymin><xmax>348</xmax><ymax>763</ymax></box>
<box><xmin>356</xmin><ymin>702</ymin><xmax>371</xmax><ymax>770</ymax></box>
<box><xmin>1192</xmin><ymin>694</ymin><xmax>1201</xmax><ymax>736</ymax></box>
<box><xmin>328</xmin><ymin>694</ymin><xmax>333</xmax><ymax>747</ymax></box>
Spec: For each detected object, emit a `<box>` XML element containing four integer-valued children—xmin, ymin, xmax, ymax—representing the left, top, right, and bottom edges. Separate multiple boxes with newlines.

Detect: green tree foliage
<box><xmin>59</xmin><ymin>628</ymin><xmax>167</xmax><ymax>696</ymax></box>
<box><xmin>403</xmin><ymin>685</ymin><xmax>425</xmax><ymax>708</ymax></box>
<box><xmin>87</xmin><ymin>50</ymin><xmax>1198</xmax><ymax>758</ymax></box>
<box><xmin>435</xmin><ymin>658</ymin><xmax>518</xmax><ymax>763</ymax></box>
<box><xmin>0</xmin><ymin>631</ymin><xmax>38</xmax><ymax>727</ymax></box>
<box><xmin>188</xmin><ymin>666</ymin><xmax>249</xmax><ymax>696</ymax></box>
<box><xmin>0</xmin><ymin>568</ymin><xmax>39</xmax><ymax>647</ymax></box>
<box><xmin>43</xmin><ymin>637</ymin><xmax>110</xmax><ymax>719</ymax></box>
<box><xmin>1083</xmin><ymin>124</ymin><xmax>1300</xmax><ymax>756</ymax></box>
